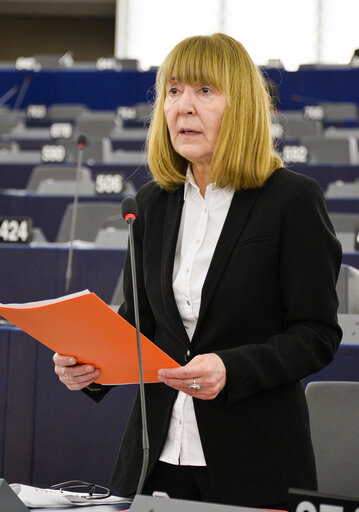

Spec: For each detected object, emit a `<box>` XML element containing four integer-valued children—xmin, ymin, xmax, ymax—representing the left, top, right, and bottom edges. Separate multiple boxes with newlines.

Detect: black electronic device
<box><xmin>288</xmin><ymin>488</ymin><xmax>359</xmax><ymax>512</ymax></box>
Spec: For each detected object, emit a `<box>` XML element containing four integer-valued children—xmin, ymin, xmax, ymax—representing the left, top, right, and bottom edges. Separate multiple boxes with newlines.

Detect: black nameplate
<box><xmin>95</xmin><ymin>173</ymin><xmax>124</xmax><ymax>194</ymax></box>
<box><xmin>26</xmin><ymin>104</ymin><xmax>47</xmax><ymax>120</ymax></box>
<box><xmin>289</xmin><ymin>488</ymin><xmax>359</xmax><ymax>512</ymax></box>
<box><xmin>41</xmin><ymin>144</ymin><xmax>66</xmax><ymax>163</ymax></box>
<box><xmin>0</xmin><ymin>216</ymin><xmax>33</xmax><ymax>243</ymax></box>
<box><xmin>282</xmin><ymin>144</ymin><xmax>308</xmax><ymax>163</ymax></box>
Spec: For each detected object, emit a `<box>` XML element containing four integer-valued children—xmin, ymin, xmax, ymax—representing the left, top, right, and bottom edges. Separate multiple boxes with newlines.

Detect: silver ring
<box><xmin>67</xmin><ymin>375</ymin><xmax>74</xmax><ymax>384</ymax></box>
<box><xmin>188</xmin><ymin>378</ymin><xmax>201</xmax><ymax>391</ymax></box>
<box><xmin>61</xmin><ymin>367</ymin><xmax>65</xmax><ymax>375</ymax></box>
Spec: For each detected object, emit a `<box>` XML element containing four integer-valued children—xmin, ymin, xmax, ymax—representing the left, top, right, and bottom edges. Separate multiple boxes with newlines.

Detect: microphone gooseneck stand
<box><xmin>122</xmin><ymin>196</ymin><xmax>149</xmax><ymax>496</ymax></box>
<box><xmin>65</xmin><ymin>134</ymin><xmax>86</xmax><ymax>294</ymax></box>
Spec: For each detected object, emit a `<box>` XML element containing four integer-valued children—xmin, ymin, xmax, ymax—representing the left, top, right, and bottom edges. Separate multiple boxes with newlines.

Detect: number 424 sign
<box><xmin>0</xmin><ymin>217</ymin><xmax>33</xmax><ymax>244</ymax></box>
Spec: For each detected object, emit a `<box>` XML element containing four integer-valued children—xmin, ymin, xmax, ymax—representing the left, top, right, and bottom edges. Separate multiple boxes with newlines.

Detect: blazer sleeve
<box><xmin>215</xmin><ymin>177</ymin><xmax>342</xmax><ymax>407</ymax></box>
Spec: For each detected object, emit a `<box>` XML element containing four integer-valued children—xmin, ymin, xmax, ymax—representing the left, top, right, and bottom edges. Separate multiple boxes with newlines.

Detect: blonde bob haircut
<box><xmin>147</xmin><ymin>33</ymin><xmax>282</xmax><ymax>191</ymax></box>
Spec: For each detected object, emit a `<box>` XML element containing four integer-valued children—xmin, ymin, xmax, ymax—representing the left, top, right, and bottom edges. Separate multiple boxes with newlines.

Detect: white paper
<box><xmin>0</xmin><ymin>290</ymin><xmax>90</xmax><ymax>308</ymax></box>
<box><xmin>10</xmin><ymin>483</ymin><xmax>131</xmax><ymax>508</ymax></box>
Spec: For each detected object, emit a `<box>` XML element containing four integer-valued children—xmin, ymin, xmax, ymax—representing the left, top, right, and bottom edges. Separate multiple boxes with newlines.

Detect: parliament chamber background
<box><xmin>1</xmin><ymin>2</ymin><xmax>359</xmax><ymax>500</ymax></box>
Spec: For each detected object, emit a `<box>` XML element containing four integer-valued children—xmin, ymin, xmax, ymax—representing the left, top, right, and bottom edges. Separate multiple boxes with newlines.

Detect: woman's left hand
<box><xmin>158</xmin><ymin>353</ymin><xmax>226</xmax><ymax>400</ymax></box>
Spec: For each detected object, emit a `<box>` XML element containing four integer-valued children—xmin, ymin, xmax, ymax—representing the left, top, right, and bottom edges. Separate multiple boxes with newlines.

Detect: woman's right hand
<box><xmin>53</xmin><ymin>352</ymin><xmax>101</xmax><ymax>391</ymax></box>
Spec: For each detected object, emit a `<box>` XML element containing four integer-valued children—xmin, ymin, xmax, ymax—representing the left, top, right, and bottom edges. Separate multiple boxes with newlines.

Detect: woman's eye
<box><xmin>200</xmin><ymin>86</ymin><xmax>211</xmax><ymax>94</ymax></box>
<box><xmin>168</xmin><ymin>87</ymin><xmax>179</xmax><ymax>95</ymax></box>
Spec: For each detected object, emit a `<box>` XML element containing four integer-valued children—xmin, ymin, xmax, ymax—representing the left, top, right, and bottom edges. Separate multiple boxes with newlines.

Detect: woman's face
<box><xmin>164</xmin><ymin>78</ymin><xmax>226</xmax><ymax>172</ymax></box>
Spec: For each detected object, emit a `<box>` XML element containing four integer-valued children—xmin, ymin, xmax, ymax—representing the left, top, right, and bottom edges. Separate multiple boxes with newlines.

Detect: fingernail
<box><xmin>85</xmin><ymin>366</ymin><xmax>93</xmax><ymax>372</ymax></box>
<box><xmin>68</xmin><ymin>358</ymin><xmax>75</xmax><ymax>364</ymax></box>
<box><xmin>158</xmin><ymin>370</ymin><xmax>165</xmax><ymax>377</ymax></box>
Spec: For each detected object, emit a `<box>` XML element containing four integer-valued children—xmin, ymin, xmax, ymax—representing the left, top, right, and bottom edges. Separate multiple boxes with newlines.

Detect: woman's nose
<box><xmin>178</xmin><ymin>90</ymin><xmax>195</xmax><ymax>115</ymax></box>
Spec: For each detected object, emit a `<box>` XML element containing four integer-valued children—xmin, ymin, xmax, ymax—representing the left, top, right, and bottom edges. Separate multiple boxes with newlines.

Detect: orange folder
<box><xmin>0</xmin><ymin>290</ymin><xmax>180</xmax><ymax>384</ymax></box>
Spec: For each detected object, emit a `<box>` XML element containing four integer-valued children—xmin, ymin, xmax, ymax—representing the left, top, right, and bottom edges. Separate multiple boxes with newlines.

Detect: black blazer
<box><xmin>102</xmin><ymin>168</ymin><xmax>341</xmax><ymax>506</ymax></box>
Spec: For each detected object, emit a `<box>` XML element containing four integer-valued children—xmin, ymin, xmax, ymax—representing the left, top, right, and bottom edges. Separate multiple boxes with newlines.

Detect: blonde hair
<box><xmin>147</xmin><ymin>33</ymin><xmax>282</xmax><ymax>191</ymax></box>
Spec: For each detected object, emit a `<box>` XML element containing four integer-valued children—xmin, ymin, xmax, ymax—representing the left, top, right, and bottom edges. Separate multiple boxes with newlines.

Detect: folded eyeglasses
<box><xmin>50</xmin><ymin>480</ymin><xmax>111</xmax><ymax>500</ymax></box>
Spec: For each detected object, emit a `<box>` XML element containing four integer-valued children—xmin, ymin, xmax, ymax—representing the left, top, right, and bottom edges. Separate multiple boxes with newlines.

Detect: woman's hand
<box><xmin>157</xmin><ymin>353</ymin><xmax>226</xmax><ymax>400</ymax></box>
<box><xmin>53</xmin><ymin>352</ymin><xmax>101</xmax><ymax>391</ymax></box>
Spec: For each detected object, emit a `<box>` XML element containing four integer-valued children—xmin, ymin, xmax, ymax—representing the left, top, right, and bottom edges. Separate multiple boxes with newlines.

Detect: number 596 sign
<box><xmin>0</xmin><ymin>217</ymin><xmax>33</xmax><ymax>243</ymax></box>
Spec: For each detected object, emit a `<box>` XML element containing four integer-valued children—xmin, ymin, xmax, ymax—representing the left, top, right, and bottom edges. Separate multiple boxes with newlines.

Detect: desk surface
<box><xmin>0</xmin><ymin>191</ymin><xmax>129</xmax><ymax>242</ymax></box>
<box><xmin>0</xmin><ymin>244</ymin><xmax>126</xmax><ymax>303</ymax></box>
<box><xmin>31</xmin><ymin>505</ymin><xmax>129</xmax><ymax>511</ymax></box>
<box><xmin>0</xmin><ymin>162</ymin><xmax>149</xmax><ymax>191</ymax></box>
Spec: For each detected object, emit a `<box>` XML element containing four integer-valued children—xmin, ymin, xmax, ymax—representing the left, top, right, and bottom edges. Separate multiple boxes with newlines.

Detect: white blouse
<box><xmin>159</xmin><ymin>170</ymin><xmax>234</xmax><ymax>466</ymax></box>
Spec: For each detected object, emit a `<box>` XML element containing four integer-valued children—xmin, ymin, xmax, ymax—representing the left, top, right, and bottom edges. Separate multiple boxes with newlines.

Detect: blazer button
<box><xmin>184</xmin><ymin>349</ymin><xmax>191</xmax><ymax>362</ymax></box>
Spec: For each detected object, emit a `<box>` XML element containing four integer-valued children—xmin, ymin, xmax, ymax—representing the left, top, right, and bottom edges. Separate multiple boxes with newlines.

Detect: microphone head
<box><xmin>122</xmin><ymin>196</ymin><xmax>138</xmax><ymax>223</ymax></box>
<box><xmin>77</xmin><ymin>134</ymin><xmax>87</xmax><ymax>148</ymax></box>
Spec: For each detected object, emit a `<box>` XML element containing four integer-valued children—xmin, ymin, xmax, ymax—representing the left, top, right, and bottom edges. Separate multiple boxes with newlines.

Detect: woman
<box><xmin>53</xmin><ymin>33</ymin><xmax>342</xmax><ymax>507</ymax></box>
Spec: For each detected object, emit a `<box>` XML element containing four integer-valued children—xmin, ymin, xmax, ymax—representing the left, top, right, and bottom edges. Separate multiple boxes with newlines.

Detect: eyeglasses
<box><xmin>50</xmin><ymin>480</ymin><xmax>111</xmax><ymax>500</ymax></box>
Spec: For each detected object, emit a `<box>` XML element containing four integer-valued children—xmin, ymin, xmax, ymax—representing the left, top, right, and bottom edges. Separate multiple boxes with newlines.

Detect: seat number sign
<box><xmin>95</xmin><ymin>174</ymin><xmax>124</xmax><ymax>194</ymax></box>
<box><xmin>0</xmin><ymin>217</ymin><xmax>33</xmax><ymax>243</ymax></box>
<box><xmin>41</xmin><ymin>144</ymin><xmax>66</xmax><ymax>163</ymax></box>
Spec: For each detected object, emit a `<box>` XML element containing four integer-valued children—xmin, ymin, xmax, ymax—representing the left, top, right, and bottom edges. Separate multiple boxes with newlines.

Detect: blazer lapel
<box><xmin>160</xmin><ymin>187</ymin><xmax>189</xmax><ymax>344</ymax></box>
<box><xmin>193</xmin><ymin>187</ymin><xmax>260</xmax><ymax>341</ymax></box>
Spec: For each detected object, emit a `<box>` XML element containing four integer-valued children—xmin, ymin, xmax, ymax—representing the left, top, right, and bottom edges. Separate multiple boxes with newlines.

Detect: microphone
<box><xmin>290</xmin><ymin>93</ymin><xmax>324</xmax><ymax>104</ymax></box>
<box><xmin>0</xmin><ymin>85</ymin><xmax>19</xmax><ymax>107</ymax></box>
<box><xmin>12</xmin><ymin>76</ymin><xmax>31</xmax><ymax>113</ymax></box>
<box><xmin>121</xmin><ymin>196</ymin><xmax>149</xmax><ymax>495</ymax></box>
<box><xmin>64</xmin><ymin>134</ymin><xmax>87</xmax><ymax>294</ymax></box>
<box><xmin>122</xmin><ymin>196</ymin><xmax>138</xmax><ymax>222</ymax></box>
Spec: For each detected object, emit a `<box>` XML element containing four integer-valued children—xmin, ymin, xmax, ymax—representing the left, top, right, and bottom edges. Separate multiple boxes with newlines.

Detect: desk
<box><xmin>0</xmin><ymin>162</ymin><xmax>149</xmax><ymax>193</ymax></box>
<box><xmin>291</xmin><ymin>164</ymin><xmax>359</xmax><ymax>192</ymax></box>
<box><xmin>33</xmin><ymin>506</ymin><xmax>129</xmax><ymax>511</ymax></box>
<box><xmin>0</xmin><ymin>320</ymin><xmax>358</xmax><ymax>490</ymax></box>
<box><xmin>326</xmin><ymin>197</ymin><xmax>359</xmax><ymax>214</ymax></box>
<box><xmin>0</xmin><ymin>244</ymin><xmax>126</xmax><ymax>303</ymax></box>
<box><xmin>0</xmin><ymin>69</ymin><xmax>156</xmax><ymax>110</ymax></box>
<box><xmin>0</xmin><ymin>192</ymin><xmax>128</xmax><ymax>242</ymax></box>
<box><xmin>0</xmin><ymin>326</ymin><xmax>137</xmax><ymax>489</ymax></box>
<box><xmin>1</xmin><ymin>131</ymin><xmax>147</xmax><ymax>153</ymax></box>
<box><xmin>2</xmin><ymin>67</ymin><xmax>359</xmax><ymax>111</ymax></box>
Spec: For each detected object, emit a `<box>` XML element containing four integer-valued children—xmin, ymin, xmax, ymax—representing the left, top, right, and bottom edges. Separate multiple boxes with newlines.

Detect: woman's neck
<box><xmin>192</xmin><ymin>164</ymin><xmax>211</xmax><ymax>198</ymax></box>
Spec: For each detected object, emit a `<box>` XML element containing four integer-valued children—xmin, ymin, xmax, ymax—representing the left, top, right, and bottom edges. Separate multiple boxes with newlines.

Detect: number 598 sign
<box><xmin>0</xmin><ymin>217</ymin><xmax>33</xmax><ymax>243</ymax></box>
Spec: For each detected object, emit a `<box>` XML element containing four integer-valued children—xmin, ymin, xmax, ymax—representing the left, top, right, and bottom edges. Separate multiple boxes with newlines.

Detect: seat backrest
<box><xmin>111</xmin><ymin>269</ymin><xmax>124</xmax><ymax>306</ymax></box>
<box><xmin>94</xmin><ymin>214</ymin><xmax>129</xmax><ymax>248</ymax></box>
<box><xmin>329</xmin><ymin>212</ymin><xmax>359</xmax><ymax>233</ymax></box>
<box><xmin>62</xmin><ymin>138</ymin><xmax>104</xmax><ymax>163</ymax></box>
<box><xmin>94</xmin><ymin>227</ymin><xmax>129</xmax><ymax>248</ymax></box>
<box><xmin>76</xmin><ymin>112</ymin><xmax>116</xmax><ymax>137</ymax></box>
<box><xmin>56</xmin><ymin>202</ymin><xmax>121</xmax><ymax>242</ymax></box>
<box><xmin>26</xmin><ymin>165</ymin><xmax>93</xmax><ymax>192</ymax></box>
<box><xmin>305</xmin><ymin>381</ymin><xmax>359</xmax><ymax>497</ymax></box>
<box><xmin>336</xmin><ymin>264</ymin><xmax>359</xmax><ymax>314</ymax></box>
<box><xmin>283</xmin><ymin>118</ymin><xmax>321</xmax><ymax>137</ymax></box>
<box><xmin>321</xmin><ymin>102</ymin><xmax>358</xmax><ymax>121</ymax></box>
<box><xmin>325</xmin><ymin>180</ymin><xmax>359</xmax><ymax>197</ymax></box>
<box><xmin>47</xmin><ymin>104</ymin><xmax>88</xmax><ymax>120</ymax></box>
<box><xmin>335</xmin><ymin>232</ymin><xmax>355</xmax><ymax>252</ymax></box>
<box><xmin>303</xmin><ymin>136</ymin><xmax>359</xmax><ymax>164</ymax></box>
